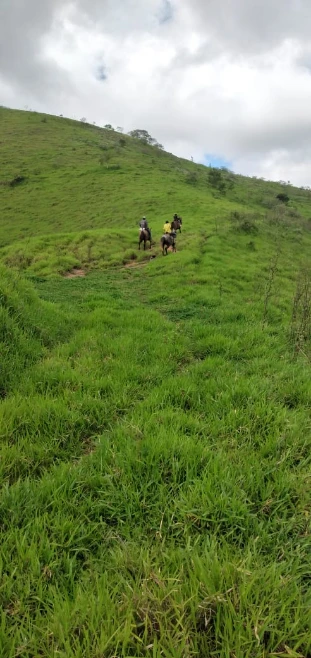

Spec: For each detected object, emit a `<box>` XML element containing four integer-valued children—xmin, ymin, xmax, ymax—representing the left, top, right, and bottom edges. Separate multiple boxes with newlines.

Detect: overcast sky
<box><xmin>1</xmin><ymin>0</ymin><xmax>311</xmax><ymax>186</ymax></box>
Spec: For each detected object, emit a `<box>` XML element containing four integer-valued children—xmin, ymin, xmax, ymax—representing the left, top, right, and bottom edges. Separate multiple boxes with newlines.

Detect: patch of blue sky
<box><xmin>203</xmin><ymin>153</ymin><xmax>233</xmax><ymax>169</ymax></box>
<box><xmin>158</xmin><ymin>0</ymin><xmax>173</xmax><ymax>24</ymax></box>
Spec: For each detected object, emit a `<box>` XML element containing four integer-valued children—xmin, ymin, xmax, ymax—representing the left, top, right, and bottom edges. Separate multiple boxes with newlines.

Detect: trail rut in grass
<box><xmin>63</xmin><ymin>267</ymin><xmax>86</xmax><ymax>278</ymax></box>
<box><xmin>124</xmin><ymin>255</ymin><xmax>157</xmax><ymax>269</ymax></box>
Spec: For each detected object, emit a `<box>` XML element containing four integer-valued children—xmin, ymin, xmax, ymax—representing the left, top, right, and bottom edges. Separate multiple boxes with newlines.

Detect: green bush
<box><xmin>276</xmin><ymin>192</ymin><xmax>290</xmax><ymax>203</ymax></box>
<box><xmin>230</xmin><ymin>211</ymin><xmax>259</xmax><ymax>234</ymax></box>
<box><xmin>185</xmin><ymin>172</ymin><xmax>198</xmax><ymax>185</ymax></box>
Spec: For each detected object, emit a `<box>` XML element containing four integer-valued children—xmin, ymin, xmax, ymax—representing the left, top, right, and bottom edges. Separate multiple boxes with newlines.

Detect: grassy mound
<box><xmin>0</xmin><ymin>264</ymin><xmax>69</xmax><ymax>396</ymax></box>
<box><xmin>0</xmin><ymin>229</ymin><xmax>155</xmax><ymax>276</ymax></box>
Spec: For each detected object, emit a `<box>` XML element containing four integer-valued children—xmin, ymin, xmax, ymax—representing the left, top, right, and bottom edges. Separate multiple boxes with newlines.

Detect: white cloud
<box><xmin>1</xmin><ymin>0</ymin><xmax>311</xmax><ymax>185</ymax></box>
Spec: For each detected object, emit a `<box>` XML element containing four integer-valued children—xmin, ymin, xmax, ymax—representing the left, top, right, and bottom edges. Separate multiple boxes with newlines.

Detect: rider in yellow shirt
<box><xmin>163</xmin><ymin>221</ymin><xmax>171</xmax><ymax>234</ymax></box>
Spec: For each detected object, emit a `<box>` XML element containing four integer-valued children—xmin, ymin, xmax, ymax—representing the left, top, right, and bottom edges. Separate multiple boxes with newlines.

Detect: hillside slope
<box><xmin>1</xmin><ymin>107</ymin><xmax>230</xmax><ymax>243</ymax></box>
<box><xmin>1</xmin><ymin>107</ymin><xmax>311</xmax><ymax>657</ymax></box>
<box><xmin>1</xmin><ymin>107</ymin><xmax>311</xmax><ymax>258</ymax></box>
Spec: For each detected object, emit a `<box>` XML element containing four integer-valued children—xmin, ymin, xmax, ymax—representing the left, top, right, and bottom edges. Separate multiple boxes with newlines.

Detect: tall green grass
<box><xmin>1</xmin><ymin>107</ymin><xmax>311</xmax><ymax>656</ymax></box>
<box><xmin>1</xmin><ymin>257</ymin><xmax>311</xmax><ymax>656</ymax></box>
<box><xmin>0</xmin><ymin>264</ymin><xmax>70</xmax><ymax>396</ymax></box>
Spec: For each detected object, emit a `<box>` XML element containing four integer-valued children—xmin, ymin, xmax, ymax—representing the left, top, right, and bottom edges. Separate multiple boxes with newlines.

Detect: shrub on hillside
<box><xmin>230</xmin><ymin>211</ymin><xmax>259</xmax><ymax>234</ymax></box>
<box><xmin>185</xmin><ymin>172</ymin><xmax>198</xmax><ymax>185</ymax></box>
<box><xmin>208</xmin><ymin>167</ymin><xmax>226</xmax><ymax>194</ymax></box>
<box><xmin>238</xmin><ymin>220</ymin><xmax>259</xmax><ymax>234</ymax></box>
<box><xmin>276</xmin><ymin>192</ymin><xmax>290</xmax><ymax>203</ymax></box>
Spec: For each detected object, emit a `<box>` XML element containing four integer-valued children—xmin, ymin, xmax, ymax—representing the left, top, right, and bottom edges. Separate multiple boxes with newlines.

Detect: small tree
<box><xmin>104</xmin><ymin>124</ymin><xmax>114</xmax><ymax>131</ymax></box>
<box><xmin>80</xmin><ymin>117</ymin><xmax>87</xmax><ymax>123</ymax></box>
<box><xmin>128</xmin><ymin>128</ymin><xmax>164</xmax><ymax>149</ymax></box>
<box><xmin>129</xmin><ymin>129</ymin><xmax>151</xmax><ymax>142</ymax></box>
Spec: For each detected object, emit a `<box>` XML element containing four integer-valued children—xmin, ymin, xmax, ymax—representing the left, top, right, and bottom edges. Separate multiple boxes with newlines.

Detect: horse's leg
<box><xmin>138</xmin><ymin>240</ymin><xmax>141</xmax><ymax>250</ymax></box>
<box><xmin>144</xmin><ymin>239</ymin><xmax>146</xmax><ymax>251</ymax></box>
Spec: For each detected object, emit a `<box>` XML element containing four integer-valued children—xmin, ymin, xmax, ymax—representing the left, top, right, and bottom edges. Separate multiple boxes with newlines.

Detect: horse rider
<box><xmin>163</xmin><ymin>220</ymin><xmax>172</xmax><ymax>234</ymax></box>
<box><xmin>139</xmin><ymin>216</ymin><xmax>152</xmax><ymax>241</ymax></box>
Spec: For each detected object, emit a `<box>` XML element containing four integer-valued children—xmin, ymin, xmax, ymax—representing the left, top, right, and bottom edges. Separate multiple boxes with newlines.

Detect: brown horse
<box><xmin>161</xmin><ymin>232</ymin><xmax>176</xmax><ymax>255</ymax></box>
<box><xmin>138</xmin><ymin>228</ymin><xmax>151</xmax><ymax>250</ymax></box>
<box><xmin>171</xmin><ymin>217</ymin><xmax>182</xmax><ymax>233</ymax></box>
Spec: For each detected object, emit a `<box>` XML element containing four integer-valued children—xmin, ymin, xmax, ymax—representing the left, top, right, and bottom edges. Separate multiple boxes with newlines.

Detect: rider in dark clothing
<box><xmin>173</xmin><ymin>213</ymin><xmax>182</xmax><ymax>229</ymax></box>
<box><xmin>139</xmin><ymin>217</ymin><xmax>152</xmax><ymax>241</ymax></box>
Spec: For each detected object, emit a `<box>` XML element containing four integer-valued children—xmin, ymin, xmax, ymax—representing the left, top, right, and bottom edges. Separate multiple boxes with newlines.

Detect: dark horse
<box><xmin>161</xmin><ymin>232</ymin><xmax>176</xmax><ymax>255</ymax></box>
<box><xmin>138</xmin><ymin>228</ymin><xmax>151</xmax><ymax>250</ymax></box>
<box><xmin>171</xmin><ymin>216</ymin><xmax>182</xmax><ymax>233</ymax></box>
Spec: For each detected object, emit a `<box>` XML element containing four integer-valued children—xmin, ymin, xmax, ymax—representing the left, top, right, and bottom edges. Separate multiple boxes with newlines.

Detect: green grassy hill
<box><xmin>1</xmin><ymin>106</ymin><xmax>311</xmax><ymax>657</ymax></box>
<box><xmin>1</xmin><ymin>106</ymin><xmax>311</xmax><ymax>275</ymax></box>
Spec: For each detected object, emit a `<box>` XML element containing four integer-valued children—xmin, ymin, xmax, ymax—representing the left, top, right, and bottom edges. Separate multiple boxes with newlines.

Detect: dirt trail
<box><xmin>124</xmin><ymin>254</ymin><xmax>157</xmax><ymax>269</ymax></box>
<box><xmin>63</xmin><ymin>268</ymin><xmax>86</xmax><ymax>279</ymax></box>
